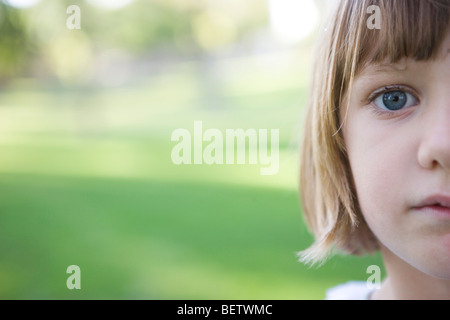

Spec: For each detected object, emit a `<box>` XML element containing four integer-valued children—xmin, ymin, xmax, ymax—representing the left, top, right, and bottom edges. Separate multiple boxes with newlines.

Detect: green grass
<box><xmin>0</xmin><ymin>172</ymin><xmax>383</xmax><ymax>299</ymax></box>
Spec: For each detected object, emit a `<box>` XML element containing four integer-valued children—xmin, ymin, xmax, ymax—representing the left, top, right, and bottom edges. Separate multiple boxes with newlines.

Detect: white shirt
<box><xmin>325</xmin><ymin>281</ymin><xmax>375</xmax><ymax>300</ymax></box>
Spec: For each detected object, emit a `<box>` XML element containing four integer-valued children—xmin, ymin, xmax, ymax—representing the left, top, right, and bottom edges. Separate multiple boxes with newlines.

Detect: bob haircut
<box><xmin>299</xmin><ymin>0</ymin><xmax>450</xmax><ymax>265</ymax></box>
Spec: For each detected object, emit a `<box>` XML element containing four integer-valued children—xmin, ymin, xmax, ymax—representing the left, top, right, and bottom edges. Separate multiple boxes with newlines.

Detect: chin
<box><xmin>410</xmin><ymin>253</ymin><xmax>450</xmax><ymax>280</ymax></box>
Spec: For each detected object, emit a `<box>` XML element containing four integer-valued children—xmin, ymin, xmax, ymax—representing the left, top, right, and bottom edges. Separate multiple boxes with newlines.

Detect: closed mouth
<box><xmin>412</xmin><ymin>195</ymin><xmax>450</xmax><ymax>218</ymax></box>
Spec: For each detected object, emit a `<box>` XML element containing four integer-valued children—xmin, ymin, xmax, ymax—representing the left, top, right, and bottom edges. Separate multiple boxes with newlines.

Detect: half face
<box><xmin>342</xmin><ymin>32</ymin><xmax>450</xmax><ymax>279</ymax></box>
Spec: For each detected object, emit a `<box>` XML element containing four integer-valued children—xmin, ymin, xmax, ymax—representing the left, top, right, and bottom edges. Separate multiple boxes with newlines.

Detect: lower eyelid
<box><xmin>368</xmin><ymin>103</ymin><xmax>415</xmax><ymax>119</ymax></box>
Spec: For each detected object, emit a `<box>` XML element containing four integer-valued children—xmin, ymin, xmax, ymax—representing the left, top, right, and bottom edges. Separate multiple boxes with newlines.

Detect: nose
<box><xmin>417</xmin><ymin>103</ymin><xmax>450</xmax><ymax>171</ymax></box>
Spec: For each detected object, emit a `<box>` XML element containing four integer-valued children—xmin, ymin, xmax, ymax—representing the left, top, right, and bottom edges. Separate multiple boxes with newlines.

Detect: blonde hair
<box><xmin>299</xmin><ymin>0</ymin><xmax>450</xmax><ymax>265</ymax></box>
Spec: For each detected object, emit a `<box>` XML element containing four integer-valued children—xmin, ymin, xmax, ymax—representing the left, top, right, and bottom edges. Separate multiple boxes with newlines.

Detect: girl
<box><xmin>299</xmin><ymin>0</ymin><xmax>450</xmax><ymax>299</ymax></box>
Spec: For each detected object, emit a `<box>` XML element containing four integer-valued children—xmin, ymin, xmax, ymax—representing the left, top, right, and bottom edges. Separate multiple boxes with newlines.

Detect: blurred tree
<box><xmin>0</xmin><ymin>0</ymin><xmax>269</xmax><ymax>84</ymax></box>
<box><xmin>0</xmin><ymin>3</ymin><xmax>31</xmax><ymax>83</ymax></box>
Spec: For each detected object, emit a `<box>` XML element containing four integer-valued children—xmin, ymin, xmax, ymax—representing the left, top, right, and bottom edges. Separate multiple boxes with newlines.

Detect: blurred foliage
<box><xmin>0</xmin><ymin>2</ymin><xmax>32</xmax><ymax>82</ymax></box>
<box><xmin>0</xmin><ymin>0</ymin><xmax>269</xmax><ymax>82</ymax></box>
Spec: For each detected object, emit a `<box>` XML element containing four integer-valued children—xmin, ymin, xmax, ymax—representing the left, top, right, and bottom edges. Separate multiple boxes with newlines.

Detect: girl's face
<box><xmin>342</xmin><ymin>31</ymin><xmax>450</xmax><ymax>279</ymax></box>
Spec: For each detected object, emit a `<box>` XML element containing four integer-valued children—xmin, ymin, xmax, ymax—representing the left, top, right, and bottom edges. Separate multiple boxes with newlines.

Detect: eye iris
<box><xmin>382</xmin><ymin>91</ymin><xmax>407</xmax><ymax>110</ymax></box>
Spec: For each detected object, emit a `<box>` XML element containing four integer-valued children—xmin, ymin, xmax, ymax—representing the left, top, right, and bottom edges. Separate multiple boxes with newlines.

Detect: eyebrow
<box><xmin>371</xmin><ymin>62</ymin><xmax>408</xmax><ymax>73</ymax></box>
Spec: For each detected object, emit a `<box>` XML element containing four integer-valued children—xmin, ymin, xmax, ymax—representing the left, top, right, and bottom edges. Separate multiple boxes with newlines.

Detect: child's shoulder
<box><xmin>325</xmin><ymin>281</ymin><xmax>373</xmax><ymax>300</ymax></box>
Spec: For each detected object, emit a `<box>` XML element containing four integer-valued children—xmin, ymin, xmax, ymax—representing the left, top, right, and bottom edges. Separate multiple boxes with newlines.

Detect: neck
<box><xmin>372</xmin><ymin>245</ymin><xmax>450</xmax><ymax>300</ymax></box>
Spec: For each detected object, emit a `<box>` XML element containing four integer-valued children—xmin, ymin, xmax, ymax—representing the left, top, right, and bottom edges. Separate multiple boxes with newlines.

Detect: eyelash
<box><xmin>367</xmin><ymin>85</ymin><xmax>420</xmax><ymax>117</ymax></box>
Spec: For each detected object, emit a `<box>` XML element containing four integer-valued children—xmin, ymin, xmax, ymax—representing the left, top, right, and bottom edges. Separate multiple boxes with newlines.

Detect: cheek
<box><xmin>343</xmin><ymin>115</ymin><xmax>414</xmax><ymax>226</ymax></box>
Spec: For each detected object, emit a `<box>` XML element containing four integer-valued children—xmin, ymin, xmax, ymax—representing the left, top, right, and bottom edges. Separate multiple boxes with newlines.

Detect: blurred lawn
<box><xmin>0</xmin><ymin>51</ymin><xmax>384</xmax><ymax>299</ymax></box>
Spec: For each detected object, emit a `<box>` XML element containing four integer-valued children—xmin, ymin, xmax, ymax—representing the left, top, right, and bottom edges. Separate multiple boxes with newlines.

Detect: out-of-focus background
<box><xmin>0</xmin><ymin>0</ymin><xmax>384</xmax><ymax>299</ymax></box>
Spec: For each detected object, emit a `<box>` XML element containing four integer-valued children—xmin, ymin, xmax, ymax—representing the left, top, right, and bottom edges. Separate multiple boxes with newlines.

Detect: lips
<box><xmin>415</xmin><ymin>195</ymin><xmax>450</xmax><ymax>208</ymax></box>
<box><xmin>413</xmin><ymin>195</ymin><xmax>450</xmax><ymax>218</ymax></box>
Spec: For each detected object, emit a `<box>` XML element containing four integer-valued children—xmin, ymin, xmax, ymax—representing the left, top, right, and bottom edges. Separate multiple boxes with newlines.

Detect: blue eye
<box><xmin>373</xmin><ymin>90</ymin><xmax>418</xmax><ymax>111</ymax></box>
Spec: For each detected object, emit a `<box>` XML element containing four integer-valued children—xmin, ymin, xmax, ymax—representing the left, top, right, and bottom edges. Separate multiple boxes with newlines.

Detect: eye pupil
<box><xmin>383</xmin><ymin>91</ymin><xmax>407</xmax><ymax>110</ymax></box>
